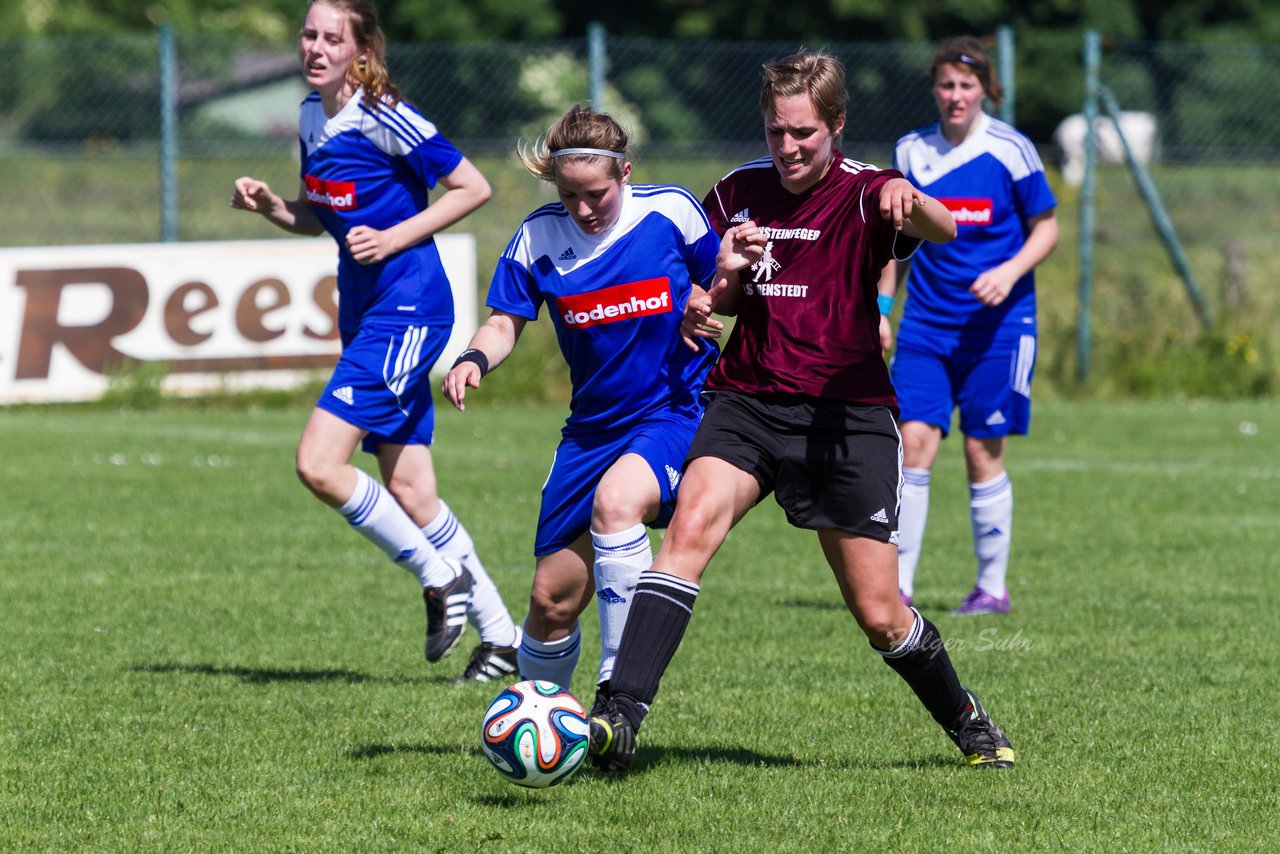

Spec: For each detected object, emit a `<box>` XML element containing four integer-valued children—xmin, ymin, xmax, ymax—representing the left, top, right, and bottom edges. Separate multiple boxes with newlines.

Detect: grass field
<box><xmin>2</xmin><ymin>397</ymin><xmax>1277</xmax><ymax>850</ymax></box>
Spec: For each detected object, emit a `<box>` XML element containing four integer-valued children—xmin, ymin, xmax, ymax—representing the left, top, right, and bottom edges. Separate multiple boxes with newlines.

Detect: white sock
<box><xmin>897</xmin><ymin>467</ymin><xmax>931</xmax><ymax>597</ymax></box>
<box><xmin>517</xmin><ymin>625</ymin><xmax>581</xmax><ymax>690</ymax></box>
<box><xmin>423</xmin><ymin>501</ymin><xmax>518</xmax><ymax>648</ymax></box>
<box><xmin>591</xmin><ymin>524</ymin><xmax>651</xmax><ymax>684</ymax></box>
<box><xmin>970</xmin><ymin>472</ymin><xmax>1013</xmax><ymax>597</ymax></box>
<box><xmin>339</xmin><ymin>468</ymin><xmax>455</xmax><ymax>588</ymax></box>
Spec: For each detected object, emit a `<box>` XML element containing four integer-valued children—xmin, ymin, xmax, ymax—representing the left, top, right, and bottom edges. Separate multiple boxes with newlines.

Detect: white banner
<box><xmin>0</xmin><ymin>236</ymin><xmax>477</xmax><ymax>404</ymax></box>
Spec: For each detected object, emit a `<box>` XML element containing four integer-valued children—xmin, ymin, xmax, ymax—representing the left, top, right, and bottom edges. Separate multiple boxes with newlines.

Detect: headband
<box><xmin>552</xmin><ymin>147</ymin><xmax>627</xmax><ymax>159</ymax></box>
<box><xmin>941</xmin><ymin>52</ymin><xmax>984</xmax><ymax>70</ymax></box>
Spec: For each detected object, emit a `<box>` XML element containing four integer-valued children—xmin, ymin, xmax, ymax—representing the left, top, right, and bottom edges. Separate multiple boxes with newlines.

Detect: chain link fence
<box><xmin>1</xmin><ymin>28</ymin><xmax>1277</xmax><ymax>391</ymax></box>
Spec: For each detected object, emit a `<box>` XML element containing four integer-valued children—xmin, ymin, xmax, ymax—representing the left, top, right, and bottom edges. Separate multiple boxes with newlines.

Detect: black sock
<box><xmin>878</xmin><ymin>612</ymin><xmax>969</xmax><ymax>730</ymax></box>
<box><xmin>607</xmin><ymin>571</ymin><xmax>700</xmax><ymax>730</ymax></box>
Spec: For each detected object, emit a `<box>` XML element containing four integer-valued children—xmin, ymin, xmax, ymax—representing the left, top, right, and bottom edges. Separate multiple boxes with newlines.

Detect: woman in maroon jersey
<box><xmin>587</xmin><ymin>48</ymin><xmax>1016</xmax><ymax>773</ymax></box>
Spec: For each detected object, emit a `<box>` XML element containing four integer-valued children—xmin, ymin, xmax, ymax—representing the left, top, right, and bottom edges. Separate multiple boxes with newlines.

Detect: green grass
<box><xmin>2</xmin><ymin>398</ymin><xmax>1278</xmax><ymax>850</ymax></box>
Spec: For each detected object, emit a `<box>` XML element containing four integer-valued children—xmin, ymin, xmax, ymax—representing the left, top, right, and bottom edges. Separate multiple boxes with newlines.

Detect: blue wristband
<box><xmin>877</xmin><ymin>294</ymin><xmax>894</xmax><ymax>317</ymax></box>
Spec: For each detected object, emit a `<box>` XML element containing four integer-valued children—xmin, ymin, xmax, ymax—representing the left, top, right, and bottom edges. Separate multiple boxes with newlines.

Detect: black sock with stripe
<box><xmin>876</xmin><ymin>609</ymin><xmax>969</xmax><ymax>730</ymax></box>
<box><xmin>607</xmin><ymin>571</ymin><xmax>700</xmax><ymax>730</ymax></box>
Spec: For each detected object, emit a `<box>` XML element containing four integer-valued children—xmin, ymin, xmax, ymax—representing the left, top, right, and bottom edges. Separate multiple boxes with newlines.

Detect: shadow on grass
<box><xmin>776</xmin><ymin>596</ymin><xmax>847</xmax><ymax>611</ymax></box>
<box><xmin>128</xmin><ymin>661</ymin><xmax>441</xmax><ymax>685</ymax></box>
<box><xmin>348</xmin><ymin>743</ymin><xmax>481</xmax><ymax>760</ymax></box>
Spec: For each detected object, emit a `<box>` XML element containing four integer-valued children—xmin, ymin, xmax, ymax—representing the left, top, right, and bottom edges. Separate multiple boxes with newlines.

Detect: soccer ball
<box><xmin>481</xmin><ymin>680</ymin><xmax>589</xmax><ymax>788</ymax></box>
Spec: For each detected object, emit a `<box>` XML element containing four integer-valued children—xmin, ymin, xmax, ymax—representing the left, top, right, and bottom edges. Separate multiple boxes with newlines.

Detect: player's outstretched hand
<box><xmin>681</xmin><ymin>282</ymin><xmax>727</xmax><ymax>351</ymax></box>
<box><xmin>346</xmin><ymin>225</ymin><xmax>397</xmax><ymax>265</ymax></box>
<box><xmin>231</xmin><ymin>176</ymin><xmax>275</xmax><ymax>214</ymax></box>
<box><xmin>718</xmin><ymin>222</ymin><xmax>766</xmax><ymax>272</ymax></box>
<box><xmin>879</xmin><ymin>177</ymin><xmax>928</xmax><ymax>231</ymax></box>
<box><xmin>442</xmin><ymin>363</ymin><xmax>481</xmax><ymax>411</ymax></box>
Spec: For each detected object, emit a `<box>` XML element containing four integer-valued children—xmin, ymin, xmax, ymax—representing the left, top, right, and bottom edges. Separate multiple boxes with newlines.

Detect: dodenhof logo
<box><xmin>556</xmin><ymin>277</ymin><xmax>673</xmax><ymax>328</ymax></box>
<box><xmin>938</xmin><ymin>197</ymin><xmax>993</xmax><ymax>226</ymax></box>
<box><xmin>305</xmin><ymin>175</ymin><xmax>357</xmax><ymax>210</ymax></box>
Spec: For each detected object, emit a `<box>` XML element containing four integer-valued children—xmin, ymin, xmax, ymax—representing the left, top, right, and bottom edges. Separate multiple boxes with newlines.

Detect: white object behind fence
<box><xmin>1055</xmin><ymin>110</ymin><xmax>1158</xmax><ymax>186</ymax></box>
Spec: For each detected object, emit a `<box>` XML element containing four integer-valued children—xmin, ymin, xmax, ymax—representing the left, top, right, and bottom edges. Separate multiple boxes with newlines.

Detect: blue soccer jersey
<box><xmin>894</xmin><ymin>113</ymin><xmax>1056</xmax><ymax>330</ymax></box>
<box><xmin>299</xmin><ymin>90</ymin><xmax>464</xmax><ymax>337</ymax></box>
<box><xmin>487</xmin><ymin>184</ymin><xmax>720</xmax><ymax>435</ymax></box>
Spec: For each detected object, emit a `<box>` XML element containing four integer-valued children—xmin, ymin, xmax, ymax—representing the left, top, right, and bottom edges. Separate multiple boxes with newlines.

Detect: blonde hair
<box><xmin>930</xmin><ymin>36</ymin><xmax>1003</xmax><ymax>108</ymax></box>
<box><xmin>518</xmin><ymin>105</ymin><xmax>630</xmax><ymax>183</ymax></box>
<box><xmin>309</xmin><ymin>0</ymin><xmax>400</xmax><ymax>108</ymax></box>
<box><xmin>759</xmin><ymin>49</ymin><xmax>847</xmax><ymax>141</ymax></box>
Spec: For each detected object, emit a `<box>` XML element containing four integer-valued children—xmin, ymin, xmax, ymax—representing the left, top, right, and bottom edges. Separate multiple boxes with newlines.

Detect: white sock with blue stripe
<box><xmin>339</xmin><ymin>468</ymin><xmax>454</xmax><ymax>588</ymax></box>
<box><xmin>423</xmin><ymin>501</ymin><xmax>518</xmax><ymax>648</ymax></box>
<box><xmin>591</xmin><ymin>523</ymin><xmax>652</xmax><ymax>684</ymax></box>
<box><xmin>970</xmin><ymin>472</ymin><xmax>1013</xmax><ymax>597</ymax></box>
<box><xmin>517</xmin><ymin>625</ymin><xmax>581</xmax><ymax>690</ymax></box>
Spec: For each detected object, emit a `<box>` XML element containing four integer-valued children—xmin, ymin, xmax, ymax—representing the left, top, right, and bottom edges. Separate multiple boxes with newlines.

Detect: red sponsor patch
<box><xmin>939</xmin><ymin>197</ymin><xmax>993</xmax><ymax>226</ymax></box>
<box><xmin>304</xmin><ymin>175</ymin><xmax>357</xmax><ymax>210</ymax></box>
<box><xmin>556</xmin><ymin>277</ymin><xmax>672</xmax><ymax>328</ymax></box>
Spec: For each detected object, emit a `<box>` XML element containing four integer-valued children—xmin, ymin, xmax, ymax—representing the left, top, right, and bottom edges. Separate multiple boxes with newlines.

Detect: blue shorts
<box><xmin>316</xmin><ymin>321</ymin><xmax>452</xmax><ymax>454</ymax></box>
<box><xmin>891</xmin><ymin>319</ymin><xmax>1036</xmax><ymax>439</ymax></box>
<box><xmin>533</xmin><ymin>411</ymin><xmax>700</xmax><ymax>556</ymax></box>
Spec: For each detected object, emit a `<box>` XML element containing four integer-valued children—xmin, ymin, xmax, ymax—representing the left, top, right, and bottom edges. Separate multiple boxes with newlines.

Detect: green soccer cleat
<box><xmin>588</xmin><ymin>707</ymin><xmax>636</xmax><ymax>775</ymax></box>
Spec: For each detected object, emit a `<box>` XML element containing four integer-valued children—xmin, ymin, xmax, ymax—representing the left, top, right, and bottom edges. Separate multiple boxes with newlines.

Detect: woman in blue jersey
<box><xmin>443</xmin><ymin>105</ymin><xmax>729</xmax><ymax>709</ymax></box>
<box><xmin>879</xmin><ymin>36</ymin><xmax>1059</xmax><ymax>616</ymax></box>
<box><xmin>230</xmin><ymin>0</ymin><xmax>520</xmax><ymax>677</ymax></box>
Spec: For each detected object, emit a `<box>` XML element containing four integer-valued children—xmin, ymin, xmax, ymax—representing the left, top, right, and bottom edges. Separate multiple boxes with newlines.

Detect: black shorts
<box><xmin>687</xmin><ymin>391</ymin><xmax>901</xmax><ymax>542</ymax></box>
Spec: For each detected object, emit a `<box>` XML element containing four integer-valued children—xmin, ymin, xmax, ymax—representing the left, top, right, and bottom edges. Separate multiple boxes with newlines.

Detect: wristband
<box><xmin>877</xmin><ymin>293</ymin><xmax>894</xmax><ymax>317</ymax></box>
<box><xmin>451</xmin><ymin>348</ymin><xmax>490</xmax><ymax>377</ymax></box>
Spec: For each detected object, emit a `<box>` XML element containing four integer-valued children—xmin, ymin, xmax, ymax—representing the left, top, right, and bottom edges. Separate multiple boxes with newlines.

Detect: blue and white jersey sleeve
<box><xmin>487</xmin><ymin>184</ymin><xmax>719</xmax><ymax>434</ymax></box>
<box><xmin>895</xmin><ymin>114</ymin><xmax>1056</xmax><ymax>329</ymax></box>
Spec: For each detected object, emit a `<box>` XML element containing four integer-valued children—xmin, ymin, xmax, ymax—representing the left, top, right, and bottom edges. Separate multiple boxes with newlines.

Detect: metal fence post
<box><xmin>1077</xmin><ymin>29</ymin><xmax>1100</xmax><ymax>382</ymax></box>
<box><xmin>996</xmin><ymin>25</ymin><xmax>1015</xmax><ymax>125</ymax></box>
<box><xmin>587</xmin><ymin>22</ymin><xmax>606</xmax><ymax>113</ymax></box>
<box><xmin>159</xmin><ymin>24</ymin><xmax>178</xmax><ymax>243</ymax></box>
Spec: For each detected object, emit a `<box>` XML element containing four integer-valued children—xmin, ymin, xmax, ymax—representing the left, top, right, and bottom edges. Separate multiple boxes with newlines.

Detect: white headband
<box><xmin>552</xmin><ymin>147</ymin><xmax>626</xmax><ymax>159</ymax></box>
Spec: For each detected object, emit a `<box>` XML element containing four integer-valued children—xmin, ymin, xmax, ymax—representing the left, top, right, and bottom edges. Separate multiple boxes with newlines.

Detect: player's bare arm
<box><xmin>230</xmin><ymin>176</ymin><xmax>324</xmax><ymax>235</ymax></box>
<box><xmin>877</xmin><ymin>260</ymin><xmax>900</xmax><ymax>351</ymax></box>
<box><xmin>442</xmin><ymin>309</ymin><xmax>525</xmax><ymax>411</ymax></box>
<box><xmin>970</xmin><ymin>209</ymin><xmax>1058</xmax><ymax>306</ymax></box>
<box><xmin>347</xmin><ymin>157</ymin><xmax>492</xmax><ymax>265</ymax></box>
<box><xmin>879</xmin><ymin>177</ymin><xmax>956</xmax><ymax>243</ymax></box>
<box><xmin>680</xmin><ymin>222</ymin><xmax>764</xmax><ymax>349</ymax></box>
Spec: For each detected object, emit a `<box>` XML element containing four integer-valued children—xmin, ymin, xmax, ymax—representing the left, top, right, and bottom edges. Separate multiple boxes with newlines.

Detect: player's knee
<box><xmin>850</xmin><ymin>598</ymin><xmax>903</xmax><ymax>646</ymax></box>
<box><xmin>527</xmin><ymin>587</ymin><xmax>580</xmax><ymax>629</ymax></box>
<box><xmin>294</xmin><ymin>452</ymin><xmax>331</xmax><ymax>496</ymax></box>
<box><xmin>590</xmin><ymin>482</ymin><xmax>648</xmax><ymax>531</ymax></box>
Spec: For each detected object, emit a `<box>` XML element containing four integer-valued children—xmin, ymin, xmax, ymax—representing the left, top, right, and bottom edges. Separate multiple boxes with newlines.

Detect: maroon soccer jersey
<box><xmin>702</xmin><ymin>153</ymin><xmax>919</xmax><ymax>407</ymax></box>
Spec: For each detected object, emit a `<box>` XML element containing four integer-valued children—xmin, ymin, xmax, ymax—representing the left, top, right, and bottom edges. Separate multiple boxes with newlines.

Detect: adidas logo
<box><xmin>730</xmin><ymin>208</ymin><xmax>750</xmax><ymax>223</ymax></box>
<box><xmin>558</xmin><ymin>246</ymin><xmax>578</xmax><ymax>261</ymax></box>
<box><xmin>870</xmin><ymin>507</ymin><xmax>889</xmax><ymax>524</ymax></box>
<box><xmin>331</xmin><ymin>385</ymin><xmax>354</xmax><ymax>405</ymax></box>
<box><xmin>665</xmin><ymin>464</ymin><xmax>681</xmax><ymax>491</ymax></box>
<box><xmin>597</xmin><ymin>586</ymin><xmax>627</xmax><ymax>604</ymax></box>
<box><xmin>985</xmin><ymin>410</ymin><xmax>1006</xmax><ymax>426</ymax></box>
<box><xmin>981</xmin><ymin>527</ymin><xmax>1004</xmax><ymax>538</ymax></box>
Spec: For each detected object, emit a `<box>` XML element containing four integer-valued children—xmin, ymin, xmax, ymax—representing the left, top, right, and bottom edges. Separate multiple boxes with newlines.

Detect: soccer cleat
<box><xmin>587</xmin><ymin>707</ymin><xmax>636</xmax><ymax>774</ymax></box>
<box><xmin>450</xmin><ymin>641</ymin><xmax>519</xmax><ymax>684</ymax></box>
<box><xmin>947</xmin><ymin>689</ymin><xmax>1015</xmax><ymax>769</ymax></box>
<box><xmin>587</xmin><ymin>681</ymin><xmax>610</xmax><ymax>718</ymax></box>
<box><xmin>951</xmin><ymin>587</ymin><xmax>1010</xmax><ymax>616</ymax></box>
<box><xmin>899</xmin><ymin>589</ymin><xmax>914</xmax><ymax>608</ymax></box>
<box><xmin>422</xmin><ymin>566</ymin><xmax>474</xmax><ymax>662</ymax></box>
